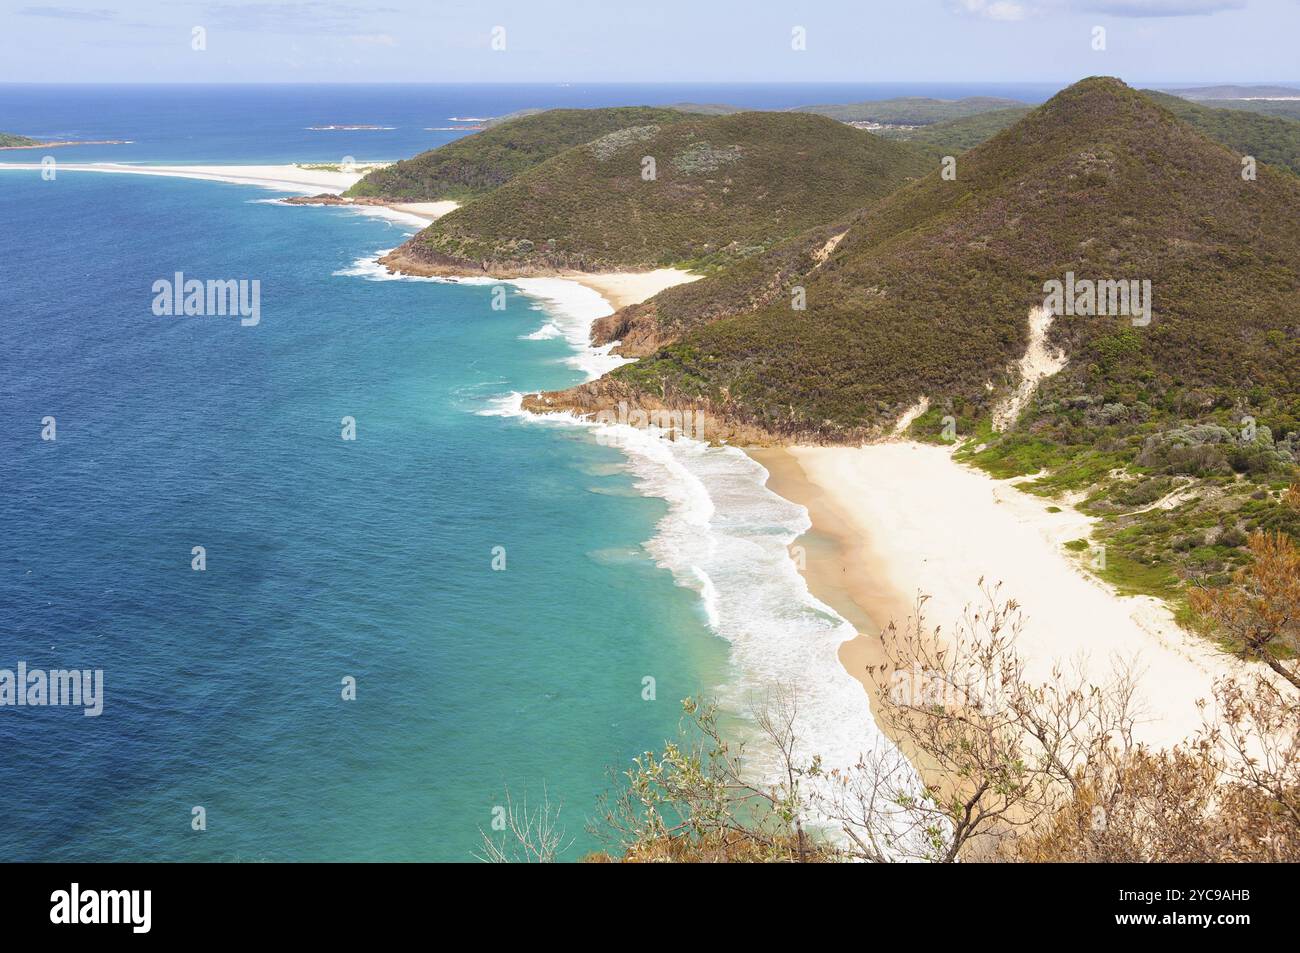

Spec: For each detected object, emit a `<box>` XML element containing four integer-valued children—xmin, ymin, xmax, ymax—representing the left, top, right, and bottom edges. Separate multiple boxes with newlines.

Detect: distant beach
<box><xmin>0</xmin><ymin>139</ymin><xmax>131</xmax><ymax>150</ymax></box>
<box><xmin>0</xmin><ymin>161</ymin><xmax>462</xmax><ymax>226</ymax></box>
<box><xmin>0</xmin><ymin>161</ymin><xmax>364</xmax><ymax>192</ymax></box>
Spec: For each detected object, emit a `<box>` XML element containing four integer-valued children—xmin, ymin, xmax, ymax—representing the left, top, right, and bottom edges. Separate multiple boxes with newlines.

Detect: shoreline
<box><xmin>748</xmin><ymin>446</ymin><xmax>930</xmax><ymax>772</ymax></box>
<box><xmin>0</xmin><ymin>161</ymin><xmax>462</xmax><ymax>225</ymax></box>
<box><xmin>752</xmin><ymin>442</ymin><xmax>1252</xmax><ymax>753</ymax></box>
<box><xmin>37</xmin><ymin>156</ymin><xmax>1226</xmax><ymax>781</ymax></box>
<box><xmin>565</xmin><ymin>269</ymin><xmax>701</xmax><ymax>310</ymax></box>
<box><xmin>0</xmin><ymin>140</ymin><xmax>132</xmax><ymax>150</ymax></box>
<box><xmin>480</xmin><ymin>274</ymin><xmax>918</xmax><ymax>795</ymax></box>
<box><xmin>378</xmin><ymin>245</ymin><xmax>702</xmax><ymax>310</ymax></box>
<box><xmin>0</xmin><ymin>161</ymin><xmax>367</xmax><ymax>193</ymax></box>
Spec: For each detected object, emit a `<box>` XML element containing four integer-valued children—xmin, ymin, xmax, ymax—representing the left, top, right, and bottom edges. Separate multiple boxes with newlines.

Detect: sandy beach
<box><xmin>566</xmin><ymin>269</ymin><xmax>702</xmax><ymax>309</ymax></box>
<box><xmin>754</xmin><ymin>441</ymin><xmax>1251</xmax><ymax>752</ymax></box>
<box><xmin>0</xmin><ymin>162</ymin><xmax>369</xmax><ymax>193</ymax></box>
<box><xmin>382</xmin><ymin>200</ymin><xmax>459</xmax><ymax>222</ymax></box>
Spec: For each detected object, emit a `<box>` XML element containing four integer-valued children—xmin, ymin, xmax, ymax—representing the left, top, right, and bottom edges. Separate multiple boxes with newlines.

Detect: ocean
<box><xmin>0</xmin><ymin>83</ymin><xmax>1053</xmax><ymax>861</ymax></box>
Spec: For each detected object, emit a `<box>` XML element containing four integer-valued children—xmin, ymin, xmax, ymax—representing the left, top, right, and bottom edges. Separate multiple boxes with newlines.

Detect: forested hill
<box><xmin>383</xmin><ymin>112</ymin><xmax>932</xmax><ymax>275</ymax></box>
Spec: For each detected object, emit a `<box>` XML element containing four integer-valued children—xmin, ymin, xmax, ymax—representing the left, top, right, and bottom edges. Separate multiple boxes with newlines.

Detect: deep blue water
<box><xmin>0</xmin><ymin>82</ymin><xmax>1061</xmax><ymax>163</ymax></box>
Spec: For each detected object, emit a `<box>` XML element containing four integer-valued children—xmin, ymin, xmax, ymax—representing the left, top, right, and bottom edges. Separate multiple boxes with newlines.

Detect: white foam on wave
<box><xmin>468</xmin><ymin>286</ymin><xmax>898</xmax><ymax>776</ymax></box>
<box><xmin>332</xmin><ymin>249</ymin><xmax>458</xmax><ymax>282</ymax></box>
<box><xmin>601</xmin><ymin>426</ymin><xmax>901</xmax><ymax>773</ymax></box>
<box><xmin>506</xmin><ymin>278</ymin><xmax>630</xmax><ymax>381</ymax></box>
<box><xmin>594</xmin><ymin>424</ymin><xmax>936</xmax><ymax>853</ymax></box>
<box><xmin>345</xmin><ymin>204</ymin><xmax>432</xmax><ymax>230</ymax></box>
<box><xmin>478</xmin><ymin>392</ymin><xmax>526</xmax><ymax>418</ymax></box>
<box><xmin>486</xmin><ymin>387</ymin><xmax>928</xmax><ymax>845</ymax></box>
<box><xmin>521</xmin><ymin>322</ymin><xmax>563</xmax><ymax>341</ymax></box>
<box><xmin>330</xmin><ymin>257</ymin><xmax>630</xmax><ymax>381</ymax></box>
<box><xmin>333</xmin><ymin>249</ymin><xmax>411</xmax><ymax>281</ymax></box>
<box><xmin>260</xmin><ymin>198</ymin><xmax>430</xmax><ymax>231</ymax></box>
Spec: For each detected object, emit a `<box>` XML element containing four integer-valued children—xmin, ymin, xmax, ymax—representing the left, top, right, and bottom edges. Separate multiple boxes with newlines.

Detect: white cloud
<box><xmin>953</xmin><ymin>0</ymin><xmax>1029</xmax><ymax>20</ymax></box>
<box><xmin>951</xmin><ymin>0</ymin><xmax>1247</xmax><ymax>17</ymax></box>
<box><xmin>202</xmin><ymin>2</ymin><xmax>401</xmax><ymax>35</ymax></box>
<box><xmin>1078</xmin><ymin>0</ymin><xmax>1247</xmax><ymax>16</ymax></box>
<box><xmin>17</xmin><ymin>5</ymin><xmax>118</xmax><ymax>20</ymax></box>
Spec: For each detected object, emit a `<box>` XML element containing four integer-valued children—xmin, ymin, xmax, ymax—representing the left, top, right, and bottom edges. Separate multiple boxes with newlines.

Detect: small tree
<box><xmin>475</xmin><ymin>786</ymin><xmax>572</xmax><ymax>863</ymax></box>
<box><xmin>591</xmin><ymin>690</ymin><xmax>836</xmax><ymax>862</ymax></box>
<box><xmin>1190</xmin><ymin>530</ymin><xmax>1300</xmax><ymax>689</ymax></box>
<box><xmin>595</xmin><ymin>585</ymin><xmax>1150</xmax><ymax>863</ymax></box>
<box><xmin>832</xmin><ymin>584</ymin><xmax>1144</xmax><ymax>861</ymax></box>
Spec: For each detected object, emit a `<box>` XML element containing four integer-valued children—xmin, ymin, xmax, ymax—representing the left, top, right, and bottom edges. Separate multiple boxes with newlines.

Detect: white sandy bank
<box><xmin>787</xmin><ymin>441</ymin><xmax>1248</xmax><ymax>750</ymax></box>
<box><xmin>0</xmin><ymin>162</ymin><xmax>367</xmax><ymax>194</ymax></box>
<box><xmin>568</xmin><ymin>268</ymin><xmax>702</xmax><ymax>310</ymax></box>
<box><xmin>383</xmin><ymin>200</ymin><xmax>459</xmax><ymax>222</ymax></box>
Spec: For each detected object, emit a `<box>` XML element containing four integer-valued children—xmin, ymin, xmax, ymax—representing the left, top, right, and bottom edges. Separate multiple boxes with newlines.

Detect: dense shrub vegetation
<box><xmin>879</xmin><ymin>92</ymin><xmax>1300</xmax><ymax>176</ymax></box>
<box><xmin>876</xmin><ymin>106</ymin><xmax>1033</xmax><ymax>152</ymax></box>
<box><xmin>618</xmin><ymin>80</ymin><xmax>1299</xmax><ymax>442</ymax></box>
<box><xmin>794</xmin><ymin>96</ymin><xmax>1025</xmax><ymax>125</ymax></box>
<box><xmin>395</xmin><ymin>112</ymin><xmax>932</xmax><ymax>272</ymax></box>
<box><xmin>345</xmin><ymin>107</ymin><xmax>687</xmax><ymax>201</ymax></box>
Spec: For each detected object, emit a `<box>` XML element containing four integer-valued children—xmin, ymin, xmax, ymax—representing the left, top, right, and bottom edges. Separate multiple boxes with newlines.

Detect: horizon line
<box><xmin>2</xmin><ymin>79</ymin><xmax>1297</xmax><ymax>87</ymax></box>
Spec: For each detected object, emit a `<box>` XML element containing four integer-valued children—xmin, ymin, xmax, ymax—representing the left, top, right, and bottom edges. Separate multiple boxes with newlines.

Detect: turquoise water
<box><xmin>0</xmin><ymin>170</ymin><xmax>732</xmax><ymax>860</ymax></box>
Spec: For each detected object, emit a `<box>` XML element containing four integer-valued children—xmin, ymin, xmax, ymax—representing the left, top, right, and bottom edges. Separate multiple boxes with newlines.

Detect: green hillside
<box><xmin>615</xmin><ymin>79</ymin><xmax>1299</xmax><ymax>434</ymax></box>
<box><xmin>591</xmin><ymin>220</ymin><xmax>848</xmax><ymax>356</ymax></box>
<box><xmin>345</xmin><ymin>106</ymin><xmax>687</xmax><ymax>201</ymax></box>
<box><xmin>876</xmin><ymin>106</ymin><xmax>1032</xmax><ymax>152</ymax></box>
<box><xmin>1143</xmin><ymin>92</ymin><xmax>1300</xmax><ymax>175</ymax></box>
<box><xmin>385</xmin><ymin>112</ymin><xmax>931</xmax><ymax>275</ymax></box>
<box><xmin>569</xmin><ymin>79</ymin><xmax>1300</xmax><ymax>598</ymax></box>
<box><xmin>793</xmin><ymin>96</ymin><xmax>1026</xmax><ymax>126</ymax></box>
<box><xmin>875</xmin><ymin>93</ymin><xmax>1300</xmax><ymax>177</ymax></box>
<box><xmin>0</xmin><ymin>132</ymin><xmax>38</xmax><ymax>147</ymax></box>
<box><xmin>1164</xmin><ymin>84</ymin><xmax>1300</xmax><ymax>100</ymax></box>
<box><xmin>1199</xmin><ymin>99</ymin><xmax>1300</xmax><ymax>122</ymax></box>
<box><xmin>1159</xmin><ymin>86</ymin><xmax>1300</xmax><ymax>120</ymax></box>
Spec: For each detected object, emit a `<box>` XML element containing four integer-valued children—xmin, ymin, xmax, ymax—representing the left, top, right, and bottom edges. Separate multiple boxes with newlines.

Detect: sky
<box><xmin>0</xmin><ymin>0</ymin><xmax>1297</xmax><ymax>84</ymax></box>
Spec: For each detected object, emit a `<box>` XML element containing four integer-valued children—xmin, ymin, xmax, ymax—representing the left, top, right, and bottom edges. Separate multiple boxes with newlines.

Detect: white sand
<box><xmin>567</xmin><ymin>268</ymin><xmax>701</xmax><ymax>310</ymax></box>
<box><xmin>0</xmin><ymin>162</ymin><xmax>368</xmax><ymax>194</ymax></box>
<box><xmin>386</xmin><ymin>200</ymin><xmax>459</xmax><ymax>222</ymax></box>
<box><xmin>893</xmin><ymin>396</ymin><xmax>930</xmax><ymax>435</ymax></box>
<box><xmin>786</xmin><ymin>441</ymin><xmax>1249</xmax><ymax>750</ymax></box>
<box><xmin>993</xmin><ymin>306</ymin><xmax>1067</xmax><ymax>431</ymax></box>
<box><xmin>0</xmin><ymin>162</ymin><xmax>461</xmax><ymax>226</ymax></box>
